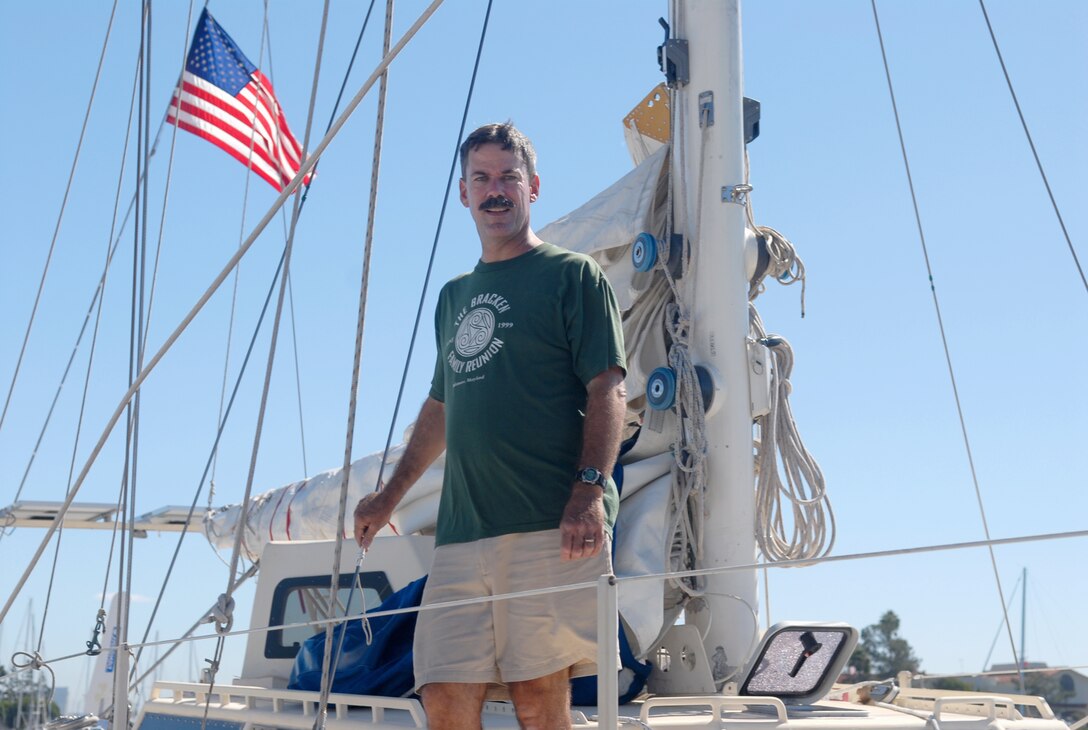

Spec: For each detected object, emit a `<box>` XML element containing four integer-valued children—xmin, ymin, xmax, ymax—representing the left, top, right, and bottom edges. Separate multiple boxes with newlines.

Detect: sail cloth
<box><xmin>167</xmin><ymin>9</ymin><xmax>310</xmax><ymax>192</ymax></box>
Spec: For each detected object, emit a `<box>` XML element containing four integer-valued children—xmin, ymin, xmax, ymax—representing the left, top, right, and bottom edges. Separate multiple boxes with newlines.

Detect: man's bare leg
<box><xmin>420</xmin><ymin>682</ymin><xmax>488</xmax><ymax>730</ymax></box>
<box><xmin>508</xmin><ymin>668</ymin><xmax>572</xmax><ymax>730</ymax></box>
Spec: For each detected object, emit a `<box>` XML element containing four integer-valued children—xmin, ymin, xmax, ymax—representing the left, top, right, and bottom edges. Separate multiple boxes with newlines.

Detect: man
<box><xmin>353</xmin><ymin>122</ymin><xmax>626</xmax><ymax>730</ymax></box>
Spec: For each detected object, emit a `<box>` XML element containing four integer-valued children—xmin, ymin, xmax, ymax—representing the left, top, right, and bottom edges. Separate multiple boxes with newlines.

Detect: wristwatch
<box><xmin>574</xmin><ymin>466</ymin><xmax>607</xmax><ymax>488</ymax></box>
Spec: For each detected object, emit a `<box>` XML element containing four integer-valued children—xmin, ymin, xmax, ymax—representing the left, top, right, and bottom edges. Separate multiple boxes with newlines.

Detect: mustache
<box><xmin>479</xmin><ymin>196</ymin><xmax>514</xmax><ymax>211</ymax></box>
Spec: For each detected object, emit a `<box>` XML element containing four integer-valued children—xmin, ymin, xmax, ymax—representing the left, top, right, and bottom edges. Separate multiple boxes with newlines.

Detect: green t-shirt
<box><xmin>429</xmin><ymin>242</ymin><xmax>626</xmax><ymax>546</ymax></box>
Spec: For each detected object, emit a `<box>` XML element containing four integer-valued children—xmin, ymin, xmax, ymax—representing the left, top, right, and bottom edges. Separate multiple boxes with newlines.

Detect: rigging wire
<box><xmin>1</xmin><ymin>128</ymin><xmax>167</xmax><ymax>526</ymax></box>
<box><xmin>0</xmin><ymin>0</ymin><xmax>120</xmax><ymax>437</ymax></box>
<box><xmin>210</xmin><ymin>0</ymin><xmax>274</xmax><ymax>496</ymax></box>
<box><xmin>34</xmin><ymin>24</ymin><xmax>148</xmax><ymax>656</ymax></box>
<box><xmin>112</xmin><ymin>5</ymin><xmax>156</xmax><ymax>726</ymax></box>
<box><xmin>315</xmin><ymin>0</ymin><xmax>400</xmax><ymax>723</ymax></box>
<box><xmin>139</xmin><ymin>0</ymin><xmax>199</xmax><ymax>364</ymax></box>
<box><xmin>23</xmin><ymin>526</ymin><xmax>1088</xmax><ymax>666</ymax></box>
<box><xmin>263</xmin><ymin>3</ymin><xmax>330</xmax><ymax>479</ymax></box>
<box><xmin>218</xmin><ymin>3</ymin><xmax>333</xmax><ymax>701</ymax></box>
<box><xmin>286</xmin><ymin>272</ymin><xmax>310</xmax><ymax>476</ymax></box>
<box><xmin>869</xmin><ymin>0</ymin><xmax>1024</xmax><ymax>694</ymax></box>
<box><xmin>976</xmin><ymin>0</ymin><xmax>1086</xmax><ymax>297</ymax></box>
<box><xmin>195</xmin><ymin>0</ymin><xmax>338</xmax><ymax>706</ymax></box>
<box><xmin>130</xmin><ymin>246</ymin><xmax>285</xmax><ymax>679</ymax></box>
<box><xmin>982</xmin><ymin>571</ymin><xmax>1022</xmax><ymax>672</ymax></box>
<box><xmin>127</xmin><ymin>564</ymin><xmax>258</xmax><ymax>700</ymax></box>
<box><xmin>296</xmin><ymin>0</ymin><xmax>381</xmax><ymax>213</ymax></box>
<box><xmin>130</xmin><ymin>0</ymin><xmax>387</xmax><ymax>687</ymax></box>
<box><xmin>0</xmin><ymin>0</ymin><xmax>447</xmax><ymax>629</ymax></box>
<box><xmin>133</xmin><ymin>0</ymin><xmax>385</xmax><ymax>665</ymax></box>
<box><xmin>369</xmin><ymin>0</ymin><xmax>491</xmax><ymax>498</ymax></box>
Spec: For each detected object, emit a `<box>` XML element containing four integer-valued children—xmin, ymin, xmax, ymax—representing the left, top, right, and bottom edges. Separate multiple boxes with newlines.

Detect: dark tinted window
<box><xmin>265</xmin><ymin>572</ymin><xmax>392</xmax><ymax>659</ymax></box>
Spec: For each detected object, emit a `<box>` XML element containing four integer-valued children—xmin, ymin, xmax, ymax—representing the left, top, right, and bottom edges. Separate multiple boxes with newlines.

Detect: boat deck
<box><xmin>136</xmin><ymin>682</ymin><xmax>1071</xmax><ymax>730</ymax></box>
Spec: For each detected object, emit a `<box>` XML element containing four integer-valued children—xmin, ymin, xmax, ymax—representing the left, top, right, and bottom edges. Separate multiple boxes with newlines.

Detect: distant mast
<box><xmin>672</xmin><ymin>0</ymin><xmax>759</xmax><ymax>680</ymax></box>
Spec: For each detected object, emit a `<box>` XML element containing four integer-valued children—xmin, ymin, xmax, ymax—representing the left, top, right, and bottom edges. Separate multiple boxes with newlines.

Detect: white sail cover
<box><xmin>204</xmin><ymin>145</ymin><xmax>677</xmax><ymax>657</ymax></box>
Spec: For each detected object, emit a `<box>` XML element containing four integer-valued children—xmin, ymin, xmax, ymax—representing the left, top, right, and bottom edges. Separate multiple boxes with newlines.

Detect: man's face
<box><xmin>459</xmin><ymin>143</ymin><xmax>539</xmax><ymax>247</ymax></box>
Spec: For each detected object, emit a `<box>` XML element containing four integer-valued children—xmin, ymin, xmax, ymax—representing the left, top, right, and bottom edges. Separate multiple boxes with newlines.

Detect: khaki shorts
<box><xmin>413</xmin><ymin>528</ymin><xmax>613</xmax><ymax>698</ymax></box>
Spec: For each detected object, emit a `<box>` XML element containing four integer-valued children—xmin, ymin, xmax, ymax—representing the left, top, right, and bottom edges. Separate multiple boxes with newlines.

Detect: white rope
<box><xmin>751</xmin><ymin>307</ymin><xmax>835</xmax><ymax>563</ymax></box>
<box><xmin>737</xmin><ymin>142</ymin><xmax>829</xmax><ymax>562</ymax></box>
<box><xmin>655</xmin><ymin>71</ymin><xmax>709</xmax><ymax>602</ymax></box>
<box><xmin>744</xmin><ymin>149</ymin><xmax>806</xmax><ymax>313</ymax></box>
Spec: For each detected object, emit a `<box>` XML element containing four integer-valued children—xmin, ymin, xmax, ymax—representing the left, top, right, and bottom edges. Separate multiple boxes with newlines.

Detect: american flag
<box><xmin>167</xmin><ymin>9</ymin><xmax>309</xmax><ymax>192</ymax></box>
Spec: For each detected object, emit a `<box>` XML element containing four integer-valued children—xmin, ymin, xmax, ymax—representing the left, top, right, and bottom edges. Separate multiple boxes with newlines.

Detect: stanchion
<box><xmin>596</xmin><ymin>572</ymin><xmax>619</xmax><ymax>728</ymax></box>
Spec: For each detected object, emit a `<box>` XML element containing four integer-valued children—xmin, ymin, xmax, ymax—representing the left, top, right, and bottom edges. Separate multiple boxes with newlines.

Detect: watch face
<box><xmin>579</xmin><ymin>467</ymin><xmax>602</xmax><ymax>484</ymax></box>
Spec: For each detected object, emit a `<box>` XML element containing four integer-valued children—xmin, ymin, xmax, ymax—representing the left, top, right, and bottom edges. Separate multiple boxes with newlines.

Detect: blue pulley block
<box><xmin>632</xmin><ymin>232</ymin><xmax>658</xmax><ymax>272</ymax></box>
<box><xmin>646</xmin><ymin>367</ymin><xmax>677</xmax><ymax>411</ymax></box>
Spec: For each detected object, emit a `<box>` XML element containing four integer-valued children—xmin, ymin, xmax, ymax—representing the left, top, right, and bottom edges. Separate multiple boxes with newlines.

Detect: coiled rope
<box><xmin>750</xmin><ymin>307</ymin><xmax>834</xmax><ymax>563</ymax></box>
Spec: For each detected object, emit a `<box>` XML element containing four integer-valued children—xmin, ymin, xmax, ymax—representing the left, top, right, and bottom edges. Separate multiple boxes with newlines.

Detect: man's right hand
<box><xmin>354</xmin><ymin>491</ymin><xmax>395</xmax><ymax>549</ymax></box>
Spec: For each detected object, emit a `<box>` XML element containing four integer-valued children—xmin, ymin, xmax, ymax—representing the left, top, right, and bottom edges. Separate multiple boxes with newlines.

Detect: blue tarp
<box><xmin>289</xmin><ymin>574</ymin><xmax>651</xmax><ymax>703</ymax></box>
<box><xmin>289</xmin><ymin>459</ymin><xmax>653</xmax><ymax>703</ymax></box>
<box><xmin>288</xmin><ymin>576</ymin><xmax>426</xmax><ymax>697</ymax></box>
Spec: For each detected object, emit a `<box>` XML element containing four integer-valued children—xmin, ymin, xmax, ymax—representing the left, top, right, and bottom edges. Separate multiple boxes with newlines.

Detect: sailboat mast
<box><xmin>671</xmin><ymin>0</ymin><xmax>758</xmax><ymax>681</ymax></box>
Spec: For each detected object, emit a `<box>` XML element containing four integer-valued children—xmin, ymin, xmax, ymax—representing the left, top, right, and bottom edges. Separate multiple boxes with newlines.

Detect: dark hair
<box><xmin>459</xmin><ymin>122</ymin><xmax>537</xmax><ymax>180</ymax></box>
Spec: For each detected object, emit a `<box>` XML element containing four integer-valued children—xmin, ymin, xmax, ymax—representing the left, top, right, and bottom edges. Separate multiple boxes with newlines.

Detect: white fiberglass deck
<box><xmin>137</xmin><ymin>681</ymin><xmax>1070</xmax><ymax>730</ymax></box>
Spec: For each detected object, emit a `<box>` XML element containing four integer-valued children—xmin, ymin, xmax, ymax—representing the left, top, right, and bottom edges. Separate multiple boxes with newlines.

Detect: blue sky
<box><xmin>1</xmin><ymin>0</ymin><xmax>1086</xmax><ymax>709</ymax></box>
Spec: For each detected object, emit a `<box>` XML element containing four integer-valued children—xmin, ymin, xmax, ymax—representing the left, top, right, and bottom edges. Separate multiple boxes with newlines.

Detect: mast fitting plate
<box><xmin>722</xmin><ymin>184</ymin><xmax>753</xmax><ymax>206</ymax></box>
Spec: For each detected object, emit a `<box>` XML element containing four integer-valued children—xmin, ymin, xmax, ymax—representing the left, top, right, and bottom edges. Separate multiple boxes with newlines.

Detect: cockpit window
<box><xmin>265</xmin><ymin>572</ymin><xmax>392</xmax><ymax>658</ymax></box>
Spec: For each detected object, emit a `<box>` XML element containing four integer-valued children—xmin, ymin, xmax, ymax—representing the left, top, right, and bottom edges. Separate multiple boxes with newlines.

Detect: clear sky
<box><xmin>1</xmin><ymin>0</ymin><xmax>1085</xmax><ymax>712</ymax></box>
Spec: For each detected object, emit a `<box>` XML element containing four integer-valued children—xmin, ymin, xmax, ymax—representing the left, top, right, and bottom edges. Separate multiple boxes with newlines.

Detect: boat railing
<box><xmin>638</xmin><ymin>695</ymin><xmax>788</xmax><ymax>725</ymax></box>
<box><xmin>145</xmin><ymin>681</ymin><xmax>427</xmax><ymax>727</ymax></box>
<box><xmin>137</xmin><ymin>554</ymin><xmax>1074</xmax><ymax>729</ymax></box>
<box><xmin>890</xmin><ymin>687</ymin><xmax>1056</xmax><ymax>721</ymax></box>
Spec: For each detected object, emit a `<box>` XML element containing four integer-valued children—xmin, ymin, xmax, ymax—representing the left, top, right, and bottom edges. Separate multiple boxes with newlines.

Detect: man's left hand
<box><xmin>560</xmin><ymin>483</ymin><xmax>606</xmax><ymax>561</ymax></box>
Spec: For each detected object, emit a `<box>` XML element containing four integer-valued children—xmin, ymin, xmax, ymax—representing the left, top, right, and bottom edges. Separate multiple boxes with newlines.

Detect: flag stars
<box><xmin>169</xmin><ymin>7</ymin><xmax>305</xmax><ymax>192</ymax></box>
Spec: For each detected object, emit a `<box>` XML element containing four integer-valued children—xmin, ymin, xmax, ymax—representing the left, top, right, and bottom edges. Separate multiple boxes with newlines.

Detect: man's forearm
<box><xmin>577</xmin><ymin>367</ymin><xmax>627</xmax><ymax>477</ymax></box>
<box><xmin>384</xmin><ymin>396</ymin><xmax>446</xmax><ymax>502</ymax></box>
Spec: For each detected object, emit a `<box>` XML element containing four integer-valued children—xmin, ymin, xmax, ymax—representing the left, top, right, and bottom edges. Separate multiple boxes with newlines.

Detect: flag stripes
<box><xmin>166</xmin><ymin>9</ymin><xmax>308</xmax><ymax>192</ymax></box>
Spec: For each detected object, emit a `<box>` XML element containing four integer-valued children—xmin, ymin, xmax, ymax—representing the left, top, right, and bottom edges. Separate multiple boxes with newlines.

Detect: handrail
<box><xmin>640</xmin><ymin>695</ymin><xmax>789</xmax><ymax>725</ymax></box>
<box><xmin>145</xmin><ymin>682</ymin><xmax>426</xmax><ymax>727</ymax></box>
<box><xmin>932</xmin><ymin>695</ymin><xmax>1016</xmax><ymax>722</ymax></box>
